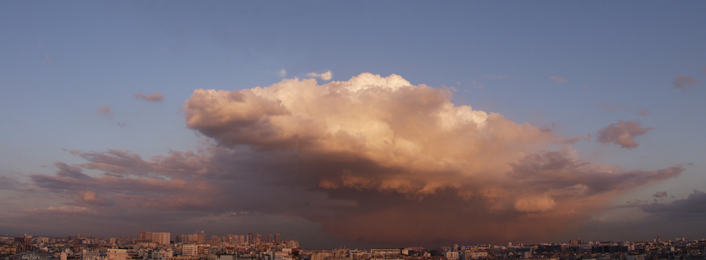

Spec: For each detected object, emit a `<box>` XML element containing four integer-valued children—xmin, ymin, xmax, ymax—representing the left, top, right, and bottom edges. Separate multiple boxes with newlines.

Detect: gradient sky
<box><xmin>1</xmin><ymin>1</ymin><xmax>706</xmax><ymax>249</ymax></box>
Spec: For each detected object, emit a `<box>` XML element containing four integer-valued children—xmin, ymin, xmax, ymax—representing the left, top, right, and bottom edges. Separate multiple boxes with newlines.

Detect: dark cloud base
<box><xmin>4</xmin><ymin>74</ymin><xmax>691</xmax><ymax>248</ymax></box>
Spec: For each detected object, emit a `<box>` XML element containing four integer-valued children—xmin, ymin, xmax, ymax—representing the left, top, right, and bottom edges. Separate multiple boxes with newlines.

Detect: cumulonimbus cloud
<box><xmin>179</xmin><ymin>73</ymin><xmax>680</xmax><ymax>245</ymax></box>
<box><xmin>134</xmin><ymin>92</ymin><xmax>164</xmax><ymax>102</ymax></box>
<box><xmin>18</xmin><ymin>73</ymin><xmax>683</xmax><ymax>247</ymax></box>
<box><xmin>596</xmin><ymin>120</ymin><xmax>653</xmax><ymax>148</ymax></box>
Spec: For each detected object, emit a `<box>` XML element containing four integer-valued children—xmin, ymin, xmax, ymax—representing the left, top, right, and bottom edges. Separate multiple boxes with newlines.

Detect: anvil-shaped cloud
<box><xmin>24</xmin><ymin>73</ymin><xmax>681</xmax><ymax>247</ymax></box>
<box><xmin>182</xmin><ymin>73</ymin><xmax>681</xmax><ymax>245</ymax></box>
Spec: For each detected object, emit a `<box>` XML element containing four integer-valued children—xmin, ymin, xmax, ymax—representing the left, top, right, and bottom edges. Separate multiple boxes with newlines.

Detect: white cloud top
<box><xmin>19</xmin><ymin>73</ymin><xmax>682</xmax><ymax>246</ymax></box>
<box><xmin>306</xmin><ymin>70</ymin><xmax>332</xmax><ymax>80</ymax></box>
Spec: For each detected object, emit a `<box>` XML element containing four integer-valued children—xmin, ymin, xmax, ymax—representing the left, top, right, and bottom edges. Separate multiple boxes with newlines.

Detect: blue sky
<box><xmin>1</xmin><ymin>1</ymin><xmax>705</xmax><ymax>248</ymax></box>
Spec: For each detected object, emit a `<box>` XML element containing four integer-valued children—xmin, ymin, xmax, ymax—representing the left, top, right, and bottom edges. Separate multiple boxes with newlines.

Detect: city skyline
<box><xmin>1</xmin><ymin>1</ymin><xmax>706</xmax><ymax>250</ymax></box>
<box><xmin>5</xmin><ymin>234</ymin><xmax>705</xmax><ymax>260</ymax></box>
<box><xmin>3</xmin><ymin>230</ymin><xmax>702</xmax><ymax>247</ymax></box>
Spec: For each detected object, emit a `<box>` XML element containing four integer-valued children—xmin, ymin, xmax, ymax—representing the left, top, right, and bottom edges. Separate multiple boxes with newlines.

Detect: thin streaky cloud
<box><xmin>134</xmin><ymin>92</ymin><xmax>164</xmax><ymax>102</ymax></box>
<box><xmin>549</xmin><ymin>76</ymin><xmax>567</xmax><ymax>83</ymax></box>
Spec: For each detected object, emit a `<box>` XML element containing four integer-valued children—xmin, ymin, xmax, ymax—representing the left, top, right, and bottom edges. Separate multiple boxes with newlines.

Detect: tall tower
<box><xmin>248</xmin><ymin>233</ymin><xmax>253</xmax><ymax>245</ymax></box>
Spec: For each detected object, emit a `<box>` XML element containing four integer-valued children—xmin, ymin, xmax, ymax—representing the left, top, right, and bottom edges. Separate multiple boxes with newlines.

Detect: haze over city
<box><xmin>1</xmin><ymin>1</ymin><xmax>705</xmax><ymax>249</ymax></box>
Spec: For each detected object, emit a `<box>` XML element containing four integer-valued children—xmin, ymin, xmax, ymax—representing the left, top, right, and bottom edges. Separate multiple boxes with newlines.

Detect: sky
<box><xmin>1</xmin><ymin>1</ymin><xmax>706</xmax><ymax>249</ymax></box>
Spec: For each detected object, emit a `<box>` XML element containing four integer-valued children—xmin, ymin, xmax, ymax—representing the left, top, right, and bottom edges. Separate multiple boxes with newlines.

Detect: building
<box><xmin>152</xmin><ymin>233</ymin><xmax>171</xmax><ymax>245</ymax></box>
<box><xmin>208</xmin><ymin>255</ymin><xmax>235</xmax><ymax>260</ymax></box>
<box><xmin>464</xmin><ymin>251</ymin><xmax>488</xmax><ymax>259</ymax></box>
<box><xmin>209</xmin><ymin>236</ymin><xmax>220</xmax><ymax>246</ymax></box>
<box><xmin>140</xmin><ymin>232</ymin><xmax>151</xmax><ymax>241</ymax></box>
<box><xmin>186</xmin><ymin>233</ymin><xmax>205</xmax><ymax>244</ymax></box>
<box><xmin>311</xmin><ymin>252</ymin><xmax>332</xmax><ymax>260</ymax></box>
<box><xmin>371</xmin><ymin>249</ymin><xmax>401</xmax><ymax>258</ymax></box>
<box><xmin>182</xmin><ymin>245</ymin><xmax>198</xmax><ymax>257</ymax></box>
<box><xmin>107</xmin><ymin>249</ymin><xmax>129</xmax><ymax>260</ymax></box>
<box><xmin>446</xmin><ymin>251</ymin><xmax>460</xmax><ymax>260</ymax></box>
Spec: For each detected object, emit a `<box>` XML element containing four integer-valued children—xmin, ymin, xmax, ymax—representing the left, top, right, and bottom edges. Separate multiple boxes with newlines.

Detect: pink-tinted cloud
<box><xmin>178</xmin><ymin>73</ymin><xmax>679</xmax><ymax>245</ymax></box>
<box><xmin>596</xmin><ymin>120</ymin><xmax>653</xmax><ymax>148</ymax></box>
<box><xmin>672</xmin><ymin>75</ymin><xmax>698</xmax><ymax>90</ymax></box>
<box><xmin>549</xmin><ymin>76</ymin><xmax>567</xmax><ymax>83</ymax></box>
<box><xmin>14</xmin><ymin>73</ymin><xmax>684</xmax><ymax>247</ymax></box>
<box><xmin>97</xmin><ymin>105</ymin><xmax>113</xmax><ymax>116</ymax></box>
<box><xmin>306</xmin><ymin>70</ymin><xmax>332</xmax><ymax>80</ymax></box>
<box><xmin>185</xmin><ymin>73</ymin><xmax>556</xmax><ymax>175</ymax></box>
<box><xmin>134</xmin><ymin>92</ymin><xmax>165</xmax><ymax>102</ymax></box>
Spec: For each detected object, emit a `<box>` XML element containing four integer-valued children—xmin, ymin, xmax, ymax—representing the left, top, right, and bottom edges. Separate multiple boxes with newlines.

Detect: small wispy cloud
<box><xmin>471</xmin><ymin>81</ymin><xmax>484</xmax><ymax>89</ymax></box>
<box><xmin>653</xmin><ymin>191</ymin><xmax>669</xmax><ymax>202</ymax></box>
<box><xmin>672</xmin><ymin>75</ymin><xmax>698</xmax><ymax>90</ymax></box>
<box><xmin>0</xmin><ymin>176</ymin><xmax>24</xmax><ymax>190</ymax></box>
<box><xmin>596</xmin><ymin>120</ymin><xmax>653</xmax><ymax>148</ymax></box>
<box><xmin>38</xmin><ymin>38</ymin><xmax>54</xmax><ymax>66</ymax></box>
<box><xmin>134</xmin><ymin>92</ymin><xmax>164</xmax><ymax>102</ymax></box>
<box><xmin>97</xmin><ymin>105</ymin><xmax>113</xmax><ymax>116</ymax></box>
<box><xmin>306</xmin><ymin>70</ymin><xmax>332</xmax><ymax>81</ymax></box>
<box><xmin>276</xmin><ymin>69</ymin><xmax>287</xmax><ymax>77</ymax></box>
<box><xmin>549</xmin><ymin>76</ymin><xmax>567</xmax><ymax>83</ymax></box>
